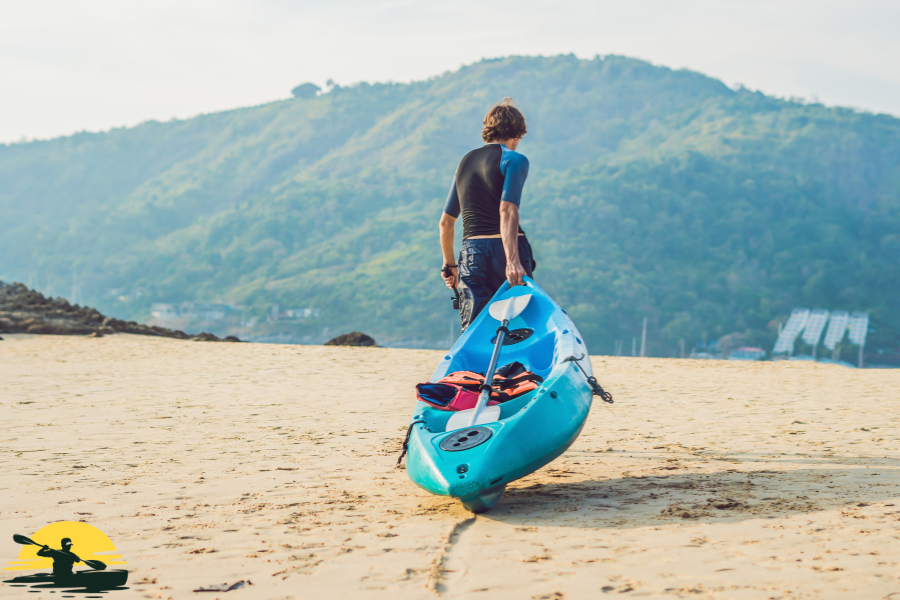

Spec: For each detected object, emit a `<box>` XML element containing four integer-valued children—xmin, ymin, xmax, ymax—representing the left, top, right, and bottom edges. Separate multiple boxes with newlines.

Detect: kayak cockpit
<box><xmin>413</xmin><ymin>385</ymin><xmax>541</xmax><ymax>433</ymax></box>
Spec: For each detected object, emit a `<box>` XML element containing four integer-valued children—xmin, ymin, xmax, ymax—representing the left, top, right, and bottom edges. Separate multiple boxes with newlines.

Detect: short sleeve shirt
<box><xmin>443</xmin><ymin>144</ymin><xmax>529</xmax><ymax>239</ymax></box>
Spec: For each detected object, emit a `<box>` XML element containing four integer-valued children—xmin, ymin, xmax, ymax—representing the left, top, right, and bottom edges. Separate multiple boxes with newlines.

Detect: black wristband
<box><xmin>443</xmin><ymin>264</ymin><xmax>457</xmax><ymax>268</ymax></box>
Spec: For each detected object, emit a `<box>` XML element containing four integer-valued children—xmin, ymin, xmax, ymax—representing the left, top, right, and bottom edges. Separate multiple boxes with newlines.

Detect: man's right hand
<box><xmin>442</xmin><ymin>265</ymin><xmax>458</xmax><ymax>290</ymax></box>
<box><xmin>506</xmin><ymin>260</ymin><xmax>527</xmax><ymax>286</ymax></box>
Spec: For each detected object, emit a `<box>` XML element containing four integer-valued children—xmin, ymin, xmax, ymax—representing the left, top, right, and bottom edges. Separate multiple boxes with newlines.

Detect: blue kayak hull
<box><xmin>405</xmin><ymin>278</ymin><xmax>594</xmax><ymax>512</ymax></box>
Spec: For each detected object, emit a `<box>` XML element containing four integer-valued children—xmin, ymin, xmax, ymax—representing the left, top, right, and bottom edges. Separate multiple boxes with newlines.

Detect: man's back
<box><xmin>448</xmin><ymin>143</ymin><xmax>529</xmax><ymax>240</ymax></box>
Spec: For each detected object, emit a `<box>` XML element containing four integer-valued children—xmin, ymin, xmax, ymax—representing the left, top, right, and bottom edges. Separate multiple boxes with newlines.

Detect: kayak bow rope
<box><xmin>466</xmin><ymin>293</ymin><xmax>532</xmax><ymax>427</ymax></box>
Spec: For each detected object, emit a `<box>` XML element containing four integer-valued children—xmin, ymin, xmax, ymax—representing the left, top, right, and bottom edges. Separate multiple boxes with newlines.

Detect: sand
<box><xmin>2</xmin><ymin>333</ymin><xmax>900</xmax><ymax>600</ymax></box>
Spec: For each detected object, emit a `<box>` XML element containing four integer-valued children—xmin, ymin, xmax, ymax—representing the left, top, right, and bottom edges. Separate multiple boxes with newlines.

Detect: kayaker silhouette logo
<box><xmin>3</xmin><ymin>521</ymin><xmax>129</xmax><ymax>594</ymax></box>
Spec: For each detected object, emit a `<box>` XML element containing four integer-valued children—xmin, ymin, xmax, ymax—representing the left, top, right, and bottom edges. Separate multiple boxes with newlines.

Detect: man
<box><xmin>440</xmin><ymin>98</ymin><xmax>536</xmax><ymax>331</ymax></box>
<box><xmin>37</xmin><ymin>538</ymin><xmax>82</xmax><ymax>578</ymax></box>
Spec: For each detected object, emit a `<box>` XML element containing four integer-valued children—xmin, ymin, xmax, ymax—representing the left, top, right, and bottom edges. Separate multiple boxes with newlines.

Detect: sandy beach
<box><xmin>2</xmin><ymin>333</ymin><xmax>900</xmax><ymax>599</ymax></box>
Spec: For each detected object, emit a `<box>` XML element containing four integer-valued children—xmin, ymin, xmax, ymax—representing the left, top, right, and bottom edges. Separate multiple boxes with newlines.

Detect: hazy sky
<box><xmin>3</xmin><ymin>0</ymin><xmax>898</xmax><ymax>143</ymax></box>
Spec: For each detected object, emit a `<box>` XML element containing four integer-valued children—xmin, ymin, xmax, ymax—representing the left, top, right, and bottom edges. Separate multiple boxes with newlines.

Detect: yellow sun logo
<box><xmin>5</xmin><ymin>522</ymin><xmax>127</xmax><ymax>571</ymax></box>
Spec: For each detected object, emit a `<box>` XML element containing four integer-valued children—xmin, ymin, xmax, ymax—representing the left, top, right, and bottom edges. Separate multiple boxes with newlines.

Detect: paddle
<box><xmin>13</xmin><ymin>534</ymin><xmax>107</xmax><ymax>570</ymax></box>
<box><xmin>463</xmin><ymin>293</ymin><xmax>532</xmax><ymax>427</ymax></box>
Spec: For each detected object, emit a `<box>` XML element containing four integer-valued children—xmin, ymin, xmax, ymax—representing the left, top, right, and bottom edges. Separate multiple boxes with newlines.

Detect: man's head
<box><xmin>481</xmin><ymin>98</ymin><xmax>527</xmax><ymax>145</ymax></box>
<box><xmin>61</xmin><ymin>538</ymin><xmax>73</xmax><ymax>550</ymax></box>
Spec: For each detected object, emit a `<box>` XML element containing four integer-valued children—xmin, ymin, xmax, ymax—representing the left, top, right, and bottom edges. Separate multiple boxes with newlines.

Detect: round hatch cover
<box><xmin>440</xmin><ymin>426</ymin><xmax>494</xmax><ymax>452</ymax></box>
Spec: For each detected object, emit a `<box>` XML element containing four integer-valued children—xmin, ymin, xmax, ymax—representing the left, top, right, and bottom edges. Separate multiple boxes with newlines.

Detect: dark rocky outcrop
<box><xmin>0</xmin><ymin>281</ymin><xmax>240</xmax><ymax>342</ymax></box>
<box><xmin>324</xmin><ymin>331</ymin><xmax>377</xmax><ymax>347</ymax></box>
<box><xmin>192</xmin><ymin>332</ymin><xmax>219</xmax><ymax>342</ymax></box>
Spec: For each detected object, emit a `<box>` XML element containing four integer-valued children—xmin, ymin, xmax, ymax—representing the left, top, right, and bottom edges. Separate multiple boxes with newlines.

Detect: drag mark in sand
<box><xmin>427</xmin><ymin>517</ymin><xmax>475</xmax><ymax>594</ymax></box>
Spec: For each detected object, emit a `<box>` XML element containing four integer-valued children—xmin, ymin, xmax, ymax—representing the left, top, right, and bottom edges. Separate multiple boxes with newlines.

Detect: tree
<box><xmin>291</xmin><ymin>83</ymin><xmax>321</xmax><ymax>99</ymax></box>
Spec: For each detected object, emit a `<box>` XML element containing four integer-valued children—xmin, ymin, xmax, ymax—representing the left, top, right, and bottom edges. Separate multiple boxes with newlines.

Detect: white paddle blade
<box><xmin>488</xmin><ymin>293</ymin><xmax>532</xmax><ymax>322</ymax></box>
<box><xmin>446</xmin><ymin>405</ymin><xmax>501</xmax><ymax>431</ymax></box>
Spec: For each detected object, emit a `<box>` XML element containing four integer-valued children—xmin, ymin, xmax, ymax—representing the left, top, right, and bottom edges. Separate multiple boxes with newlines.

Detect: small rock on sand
<box><xmin>324</xmin><ymin>332</ymin><xmax>377</xmax><ymax>347</ymax></box>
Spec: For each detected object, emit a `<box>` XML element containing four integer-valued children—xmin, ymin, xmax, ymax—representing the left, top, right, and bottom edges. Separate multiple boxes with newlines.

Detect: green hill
<box><xmin>2</xmin><ymin>55</ymin><xmax>899</xmax><ymax>360</ymax></box>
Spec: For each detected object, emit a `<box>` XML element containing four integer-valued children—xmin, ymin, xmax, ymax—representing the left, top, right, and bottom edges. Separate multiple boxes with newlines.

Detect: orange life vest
<box><xmin>437</xmin><ymin>363</ymin><xmax>542</xmax><ymax>403</ymax></box>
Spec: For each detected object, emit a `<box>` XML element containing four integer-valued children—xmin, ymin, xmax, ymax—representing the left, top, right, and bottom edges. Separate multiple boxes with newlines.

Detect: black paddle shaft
<box><xmin>466</xmin><ymin>319</ymin><xmax>508</xmax><ymax>426</ymax></box>
<box><xmin>479</xmin><ymin>319</ymin><xmax>509</xmax><ymax>396</ymax></box>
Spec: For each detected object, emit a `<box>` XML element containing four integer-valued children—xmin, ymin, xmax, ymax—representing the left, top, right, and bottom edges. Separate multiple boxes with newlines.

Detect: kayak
<box><xmin>4</xmin><ymin>570</ymin><xmax>129</xmax><ymax>589</ymax></box>
<box><xmin>404</xmin><ymin>277</ymin><xmax>598</xmax><ymax>512</ymax></box>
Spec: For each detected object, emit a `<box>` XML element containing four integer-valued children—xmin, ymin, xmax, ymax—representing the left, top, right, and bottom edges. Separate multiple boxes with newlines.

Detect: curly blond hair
<box><xmin>481</xmin><ymin>98</ymin><xmax>527</xmax><ymax>143</ymax></box>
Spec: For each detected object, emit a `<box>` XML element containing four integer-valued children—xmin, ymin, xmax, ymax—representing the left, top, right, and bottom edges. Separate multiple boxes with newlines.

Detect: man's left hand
<box><xmin>506</xmin><ymin>261</ymin><xmax>526</xmax><ymax>286</ymax></box>
<box><xmin>442</xmin><ymin>265</ymin><xmax>459</xmax><ymax>289</ymax></box>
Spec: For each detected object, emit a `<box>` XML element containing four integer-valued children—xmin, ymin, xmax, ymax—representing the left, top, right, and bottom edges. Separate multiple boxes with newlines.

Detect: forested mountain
<box><xmin>2</xmin><ymin>55</ymin><xmax>899</xmax><ymax>360</ymax></box>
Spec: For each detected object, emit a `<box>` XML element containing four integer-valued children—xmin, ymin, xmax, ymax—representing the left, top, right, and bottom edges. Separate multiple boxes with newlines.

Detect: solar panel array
<box><xmin>848</xmin><ymin>312</ymin><xmax>870</xmax><ymax>346</ymax></box>
<box><xmin>801</xmin><ymin>309</ymin><xmax>830</xmax><ymax>346</ymax></box>
<box><xmin>773</xmin><ymin>308</ymin><xmax>810</xmax><ymax>354</ymax></box>
<box><xmin>823</xmin><ymin>311</ymin><xmax>849</xmax><ymax>350</ymax></box>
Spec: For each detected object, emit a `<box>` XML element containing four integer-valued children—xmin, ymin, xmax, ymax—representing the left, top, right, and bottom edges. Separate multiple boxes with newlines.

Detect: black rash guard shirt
<box><xmin>443</xmin><ymin>143</ymin><xmax>529</xmax><ymax>239</ymax></box>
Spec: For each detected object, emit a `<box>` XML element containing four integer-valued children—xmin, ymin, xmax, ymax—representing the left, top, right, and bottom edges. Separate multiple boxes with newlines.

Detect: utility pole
<box><xmin>640</xmin><ymin>317</ymin><xmax>647</xmax><ymax>358</ymax></box>
<box><xmin>632</xmin><ymin>337</ymin><xmax>636</xmax><ymax>357</ymax></box>
<box><xmin>680</xmin><ymin>339</ymin><xmax>685</xmax><ymax>358</ymax></box>
<box><xmin>859</xmin><ymin>342</ymin><xmax>864</xmax><ymax>369</ymax></box>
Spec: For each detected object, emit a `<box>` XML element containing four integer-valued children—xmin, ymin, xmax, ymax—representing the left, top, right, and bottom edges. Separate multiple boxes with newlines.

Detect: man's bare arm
<box><xmin>439</xmin><ymin>213</ymin><xmax>458</xmax><ymax>289</ymax></box>
<box><xmin>499</xmin><ymin>202</ymin><xmax>526</xmax><ymax>286</ymax></box>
